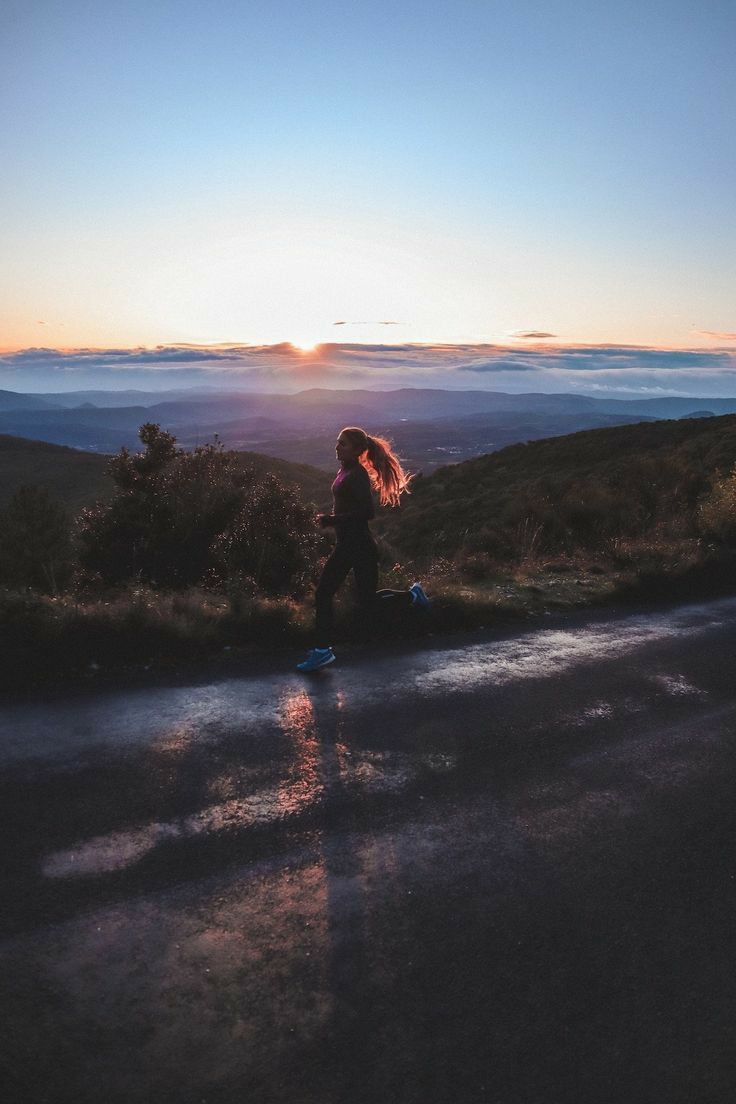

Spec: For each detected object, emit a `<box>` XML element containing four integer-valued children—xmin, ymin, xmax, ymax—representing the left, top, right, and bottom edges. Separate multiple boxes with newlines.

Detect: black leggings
<box><xmin>315</xmin><ymin>537</ymin><xmax>412</xmax><ymax>647</ymax></box>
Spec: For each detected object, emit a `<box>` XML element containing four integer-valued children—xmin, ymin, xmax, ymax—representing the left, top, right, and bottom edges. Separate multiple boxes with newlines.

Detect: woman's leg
<box><xmin>375</xmin><ymin>588</ymin><xmax>414</xmax><ymax>607</ymax></box>
<box><xmin>351</xmin><ymin>541</ymin><xmax>421</xmax><ymax>635</ymax></box>
<box><xmin>315</xmin><ymin>545</ymin><xmax>353</xmax><ymax>647</ymax></box>
<box><xmin>352</xmin><ymin>541</ymin><xmax>415</xmax><ymax>616</ymax></box>
<box><xmin>351</xmin><ymin>540</ymin><xmax>380</xmax><ymax>615</ymax></box>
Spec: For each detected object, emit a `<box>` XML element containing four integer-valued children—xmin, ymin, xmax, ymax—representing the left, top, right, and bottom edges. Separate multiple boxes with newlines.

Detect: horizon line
<box><xmin>3</xmin><ymin>338</ymin><xmax>736</xmax><ymax>356</ymax></box>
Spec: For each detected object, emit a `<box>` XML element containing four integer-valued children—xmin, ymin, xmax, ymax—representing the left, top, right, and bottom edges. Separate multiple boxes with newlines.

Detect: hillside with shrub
<box><xmin>0</xmin><ymin>424</ymin><xmax>333</xmax><ymax>689</ymax></box>
<box><xmin>76</xmin><ymin>424</ymin><xmax>320</xmax><ymax>593</ymax></box>
<box><xmin>0</xmin><ymin>433</ymin><xmax>331</xmax><ymax>511</ymax></box>
<box><xmin>376</xmin><ymin>415</ymin><xmax>736</xmax><ymax>574</ymax></box>
<box><xmin>4</xmin><ymin>415</ymin><xmax>736</xmax><ymax>691</ymax></box>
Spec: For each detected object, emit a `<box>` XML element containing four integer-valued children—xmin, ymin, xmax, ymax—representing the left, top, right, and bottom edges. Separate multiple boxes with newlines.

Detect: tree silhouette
<box><xmin>78</xmin><ymin>423</ymin><xmax>319</xmax><ymax>592</ymax></box>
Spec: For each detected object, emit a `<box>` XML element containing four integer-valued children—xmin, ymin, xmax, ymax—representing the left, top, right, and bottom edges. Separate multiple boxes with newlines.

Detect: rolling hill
<box><xmin>0</xmin><ymin>390</ymin><xmax>61</xmax><ymax>412</ymax></box>
<box><xmin>0</xmin><ymin>435</ymin><xmax>112</xmax><ymax>512</ymax></box>
<box><xmin>0</xmin><ymin>436</ymin><xmax>331</xmax><ymax>513</ymax></box>
<box><xmin>376</xmin><ymin>414</ymin><xmax>736</xmax><ymax>563</ymax></box>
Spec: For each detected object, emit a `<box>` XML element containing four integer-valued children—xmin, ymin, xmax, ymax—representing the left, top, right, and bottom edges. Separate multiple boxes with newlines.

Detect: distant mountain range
<box><xmin>0</xmin><ymin>386</ymin><xmax>731</xmax><ymax>471</ymax></box>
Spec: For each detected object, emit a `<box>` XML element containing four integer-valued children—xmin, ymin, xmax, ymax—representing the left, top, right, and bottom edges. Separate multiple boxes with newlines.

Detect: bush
<box><xmin>211</xmin><ymin>475</ymin><xmax>318</xmax><ymax>594</ymax></box>
<box><xmin>78</xmin><ymin>423</ymin><xmax>319</xmax><ymax>592</ymax></box>
<box><xmin>0</xmin><ymin>485</ymin><xmax>73</xmax><ymax>592</ymax></box>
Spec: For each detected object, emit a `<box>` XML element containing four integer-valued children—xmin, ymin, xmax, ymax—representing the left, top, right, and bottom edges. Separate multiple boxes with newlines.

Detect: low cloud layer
<box><xmin>2</xmin><ymin>342</ymin><xmax>736</xmax><ymax>397</ymax></box>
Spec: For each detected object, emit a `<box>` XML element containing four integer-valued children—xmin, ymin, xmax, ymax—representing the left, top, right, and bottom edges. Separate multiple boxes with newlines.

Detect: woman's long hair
<box><xmin>340</xmin><ymin>426</ymin><xmax>413</xmax><ymax>507</ymax></box>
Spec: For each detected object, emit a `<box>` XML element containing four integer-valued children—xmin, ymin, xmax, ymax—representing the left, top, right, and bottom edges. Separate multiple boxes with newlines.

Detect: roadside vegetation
<box><xmin>378</xmin><ymin>412</ymin><xmax>736</xmax><ymax>599</ymax></box>
<box><xmin>3</xmin><ymin>415</ymin><xmax>736</xmax><ymax>691</ymax></box>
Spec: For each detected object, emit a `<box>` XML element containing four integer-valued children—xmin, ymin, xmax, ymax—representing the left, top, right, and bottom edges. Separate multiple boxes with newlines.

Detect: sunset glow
<box><xmin>1</xmin><ymin>1</ymin><xmax>734</xmax><ymax>392</ymax></box>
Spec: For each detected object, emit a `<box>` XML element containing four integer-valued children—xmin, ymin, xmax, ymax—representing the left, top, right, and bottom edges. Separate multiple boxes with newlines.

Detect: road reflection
<box><xmin>39</xmin><ymin>679</ymin><xmax>443</xmax><ymax>881</ymax></box>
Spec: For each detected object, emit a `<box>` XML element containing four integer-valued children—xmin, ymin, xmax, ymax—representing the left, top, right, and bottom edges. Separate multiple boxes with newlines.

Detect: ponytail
<box><xmin>340</xmin><ymin>427</ymin><xmax>413</xmax><ymax>507</ymax></box>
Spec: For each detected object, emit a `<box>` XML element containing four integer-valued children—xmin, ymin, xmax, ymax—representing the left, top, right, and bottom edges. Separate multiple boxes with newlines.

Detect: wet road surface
<box><xmin>2</xmin><ymin>599</ymin><xmax>736</xmax><ymax>1103</ymax></box>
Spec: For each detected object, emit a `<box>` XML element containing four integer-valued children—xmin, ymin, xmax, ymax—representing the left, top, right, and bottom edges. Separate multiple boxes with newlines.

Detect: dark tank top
<box><xmin>331</xmin><ymin>461</ymin><xmax>375</xmax><ymax>542</ymax></box>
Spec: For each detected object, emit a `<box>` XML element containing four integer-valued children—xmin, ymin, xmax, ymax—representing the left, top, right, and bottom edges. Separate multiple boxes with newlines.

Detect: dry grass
<box><xmin>0</xmin><ymin>586</ymin><xmax>312</xmax><ymax>690</ymax></box>
<box><xmin>4</xmin><ymin>539</ymin><xmax>736</xmax><ymax>693</ymax></box>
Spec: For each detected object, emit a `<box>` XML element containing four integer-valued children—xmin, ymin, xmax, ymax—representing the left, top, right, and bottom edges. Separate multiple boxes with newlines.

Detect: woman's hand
<box><xmin>316</xmin><ymin>513</ymin><xmax>335</xmax><ymax>528</ymax></box>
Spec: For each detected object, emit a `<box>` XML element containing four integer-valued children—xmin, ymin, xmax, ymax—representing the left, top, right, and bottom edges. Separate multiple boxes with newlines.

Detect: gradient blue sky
<box><xmin>1</xmin><ymin>0</ymin><xmax>734</xmax><ymax>393</ymax></box>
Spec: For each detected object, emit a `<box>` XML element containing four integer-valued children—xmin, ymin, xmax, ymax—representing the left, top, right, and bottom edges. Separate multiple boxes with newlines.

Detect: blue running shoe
<box><xmin>296</xmin><ymin>647</ymin><xmax>336</xmax><ymax>672</ymax></box>
<box><xmin>409</xmin><ymin>582</ymin><xmax>430</xmax><ymax>609</ymax></box>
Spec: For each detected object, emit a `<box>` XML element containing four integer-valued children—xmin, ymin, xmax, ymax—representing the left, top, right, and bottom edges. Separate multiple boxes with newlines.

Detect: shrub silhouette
<box><xmin>78</xmin><ymin>423</ymin><xmax>319</xmax><ymax>592</ymax></box>
<box><xmin>0</xmin><ymin>485</ymin><xmax>72</xmax><ymax>593</ymax></box>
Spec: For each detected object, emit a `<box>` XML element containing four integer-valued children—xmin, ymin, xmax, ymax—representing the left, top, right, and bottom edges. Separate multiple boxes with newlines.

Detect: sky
<box><xmin>1</xmin><ymin>0</ymin><xmax>735</xmax><ymax>395</ymax></box>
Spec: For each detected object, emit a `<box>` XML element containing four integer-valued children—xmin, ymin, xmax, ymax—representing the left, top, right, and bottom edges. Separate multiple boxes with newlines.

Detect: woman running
<box><xmin>297</xmin><ymin>426</ymin><xmax>429</xmax><ymax>671</ymax></box>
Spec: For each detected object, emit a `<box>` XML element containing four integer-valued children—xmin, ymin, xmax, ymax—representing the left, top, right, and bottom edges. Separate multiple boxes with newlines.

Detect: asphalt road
<box><xmin>2</xmin><ymin>598</ymin><xmax>736</xmax><ymax>1104</ymax></box>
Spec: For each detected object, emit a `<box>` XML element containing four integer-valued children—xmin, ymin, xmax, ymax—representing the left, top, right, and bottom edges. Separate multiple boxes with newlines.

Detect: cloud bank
<box><xmin>2</xmin><ymin>342</ymin><xmax>736</xmax><ymax>397</ymax></box>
